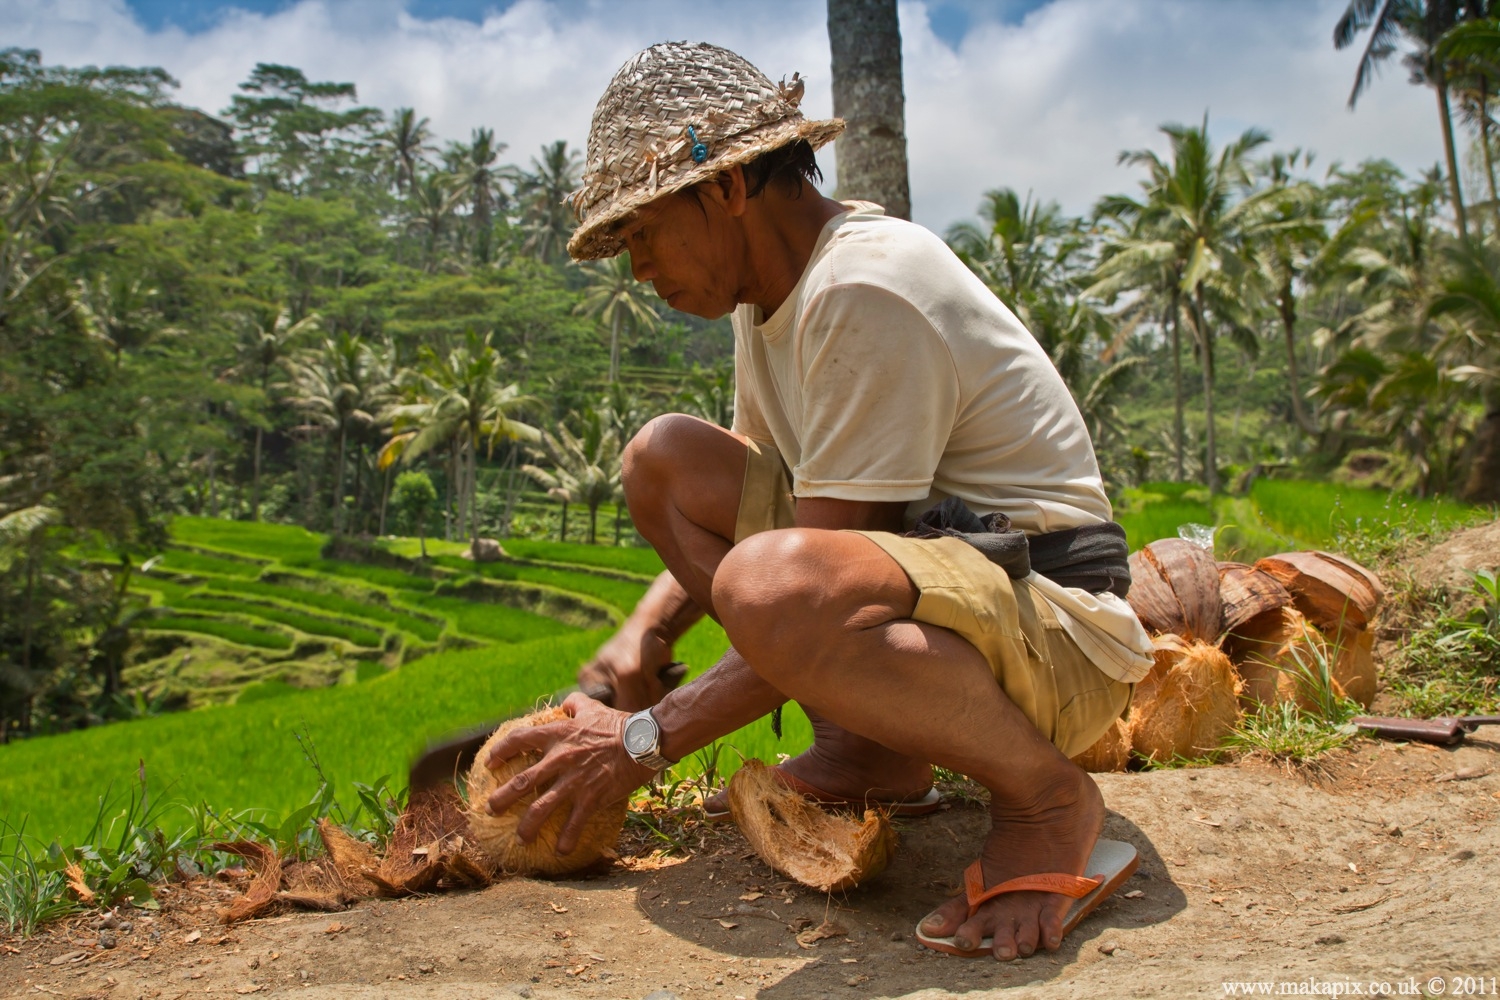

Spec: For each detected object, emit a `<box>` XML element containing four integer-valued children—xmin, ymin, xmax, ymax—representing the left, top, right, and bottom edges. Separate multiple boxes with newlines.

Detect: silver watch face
<box><xmin>624</xmin><ymin>717</ymin><xmax>656</xmax><ymax>755</ymax></box>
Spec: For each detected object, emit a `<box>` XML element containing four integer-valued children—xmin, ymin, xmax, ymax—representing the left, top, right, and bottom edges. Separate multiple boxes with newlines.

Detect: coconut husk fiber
<box><xmin>465</xmin><ymin>707</ymin><xmax>629</xmax><ymax>876</ymax></box>
<box><xmin>1070</xmin><ymin>716</ymin><xmax>1132</xmax><ymax>773</ymax></box>
<box><xmin>1126</xmin><ymin>539</ymin><xmax>1224</xmax><ymax>642</ymax></box>
<box><xmin>1220</xmin><ymin>606</ymin><xmax>1376</xmax><ymax>710</ymax></box>
<box><xmin>1253</xmin><ymin>551</ymin><xmax>1384</xmax><ymax>632</ymax></box>
<box><xmin>727</xmin><ymin>759</ymin><xmax>898</xmax><ymax>893</ymax></box>
<box><xmin>1217</xmin><ymin>562</ymin><xmax>1292</xmax><ymax>634</ymax></box>
<box><xmin>1129</xmin><ymin>635</ymin><xmax>1241</xmax><ymax>763</ymax></box>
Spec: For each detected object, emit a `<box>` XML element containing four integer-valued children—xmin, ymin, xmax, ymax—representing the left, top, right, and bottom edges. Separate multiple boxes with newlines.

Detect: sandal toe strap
<box><xmin>963</xmin><ymin>860</ymin><xmax>1102</xmax><ymax>915</ymax></box>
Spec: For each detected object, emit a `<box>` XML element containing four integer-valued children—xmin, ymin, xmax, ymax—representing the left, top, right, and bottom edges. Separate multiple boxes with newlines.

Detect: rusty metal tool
<box><xmin>1350</xmin><ymin>715</ymin><xmax>1500</xmax><ymax>746</ymax></box>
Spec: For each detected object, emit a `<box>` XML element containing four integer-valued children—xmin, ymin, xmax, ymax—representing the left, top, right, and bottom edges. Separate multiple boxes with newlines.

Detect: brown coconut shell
<box><xmin>1221</xmin><ymin>606</ymin><xmax>1376</xmax><ymax>710</ymax></box>
<box><xmin>1129</xmin><ymin>635</ymin><xmax>1241</xmax><ymax>763</ymax></box>
<box><xmin>1070</xmin><ymin>716</ymin><xmax>1132</xmax><ymax>773</ymax></box>
<box><xmin>1252</xmin><ymin>551</ymin><xmax>1384</xmax><ymax>632</ymax></box>
<box><xmin>465</xmin><ymin>708</ymin><xmax>628</xmax><ymax>876</ymax></box>
<box><xmin>1126</xmin><ymin>539</ymin><xmax>1223</xmax><ymax>642</ymax></box>
<box><xmin>1217</xmin><ymin>561</ymin><xmax>1293</xmax><ymax>634</ymax></box>
<box><xmin>727</xmin><ymin>759</ymin><xmax>898</xmax><ymax>893</ymax></box>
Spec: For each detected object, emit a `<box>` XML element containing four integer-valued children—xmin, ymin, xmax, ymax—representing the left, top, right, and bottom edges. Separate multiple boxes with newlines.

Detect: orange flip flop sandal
<box><xmin>703</xmin><ymin>769</ymin><xmax>943</xmax><ymax>823</ymax></box>
<box><xmin>914</xmin><ymin>839</ymin><xmax>1139</xmax><ymax>958</ymax></box>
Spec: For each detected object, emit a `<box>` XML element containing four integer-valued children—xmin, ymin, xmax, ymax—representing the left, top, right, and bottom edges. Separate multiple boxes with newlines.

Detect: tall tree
<box><xmin>518</xmin><ymin>140</ymin><xmax>582</xmax><ymax>264</ymax></box>
<box><xmin>377</xmin><ymin>107</ymin><xmax>434</xmax><ymax>197</ymax></box>
<box><xmin>575</xmin><ymin>255</ymin><xmax>660</xmax><ymax>383</ymax></box>
<box><xmin>827</xmin><ymin>0</ymin><xmax>912</xmax><ymax>219</ymax></box>
<box><xmin>233</xmin><ymin>307</ymin><xmax>320</xmax><ymax>521</ymax></box>
<box><xmin>454</xmin><ymin>127</ymin><xmax>509</xmax><ymax>265</ymax></box>
<box><xmin>522</xmin><ymin>407</ymin><xmax>621</xmax><ymax>546</ymax></box>
<box><xmin>1335</xmin><ymin>0</ymin><xmax>1478</xmax><ymax>238</ymax></box>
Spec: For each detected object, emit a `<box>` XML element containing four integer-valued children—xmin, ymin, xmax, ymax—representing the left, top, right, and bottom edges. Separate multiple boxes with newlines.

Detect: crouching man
<box><xmin>483</xmin><ymin>41</ymin><xmax>1154</xmax><ymax>961</ymax></box>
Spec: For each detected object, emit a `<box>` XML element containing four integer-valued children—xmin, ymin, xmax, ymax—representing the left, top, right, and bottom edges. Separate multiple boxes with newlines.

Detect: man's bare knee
<box><xmin>715</xmin><ymin>530</ymin><xmax>834</xmax><ymax>673</ymax></box>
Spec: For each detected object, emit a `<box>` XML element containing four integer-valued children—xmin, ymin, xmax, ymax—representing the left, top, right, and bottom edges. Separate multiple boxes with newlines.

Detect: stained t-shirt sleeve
<box><xmin>791</xmin><ymin>283</ymin><xmax>959</xmax><ymax>501</ymax></box>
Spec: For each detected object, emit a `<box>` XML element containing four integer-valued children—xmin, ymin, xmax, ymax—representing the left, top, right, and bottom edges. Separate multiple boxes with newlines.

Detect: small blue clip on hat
<box><xmin>687</xmin><ymin>126</ymin><xmax>708</xmax><ymax>163</ymax></box>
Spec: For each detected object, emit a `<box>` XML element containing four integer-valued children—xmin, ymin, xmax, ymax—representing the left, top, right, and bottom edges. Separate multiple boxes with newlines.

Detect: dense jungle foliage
<box><xmin>4</xmin><ymin>5</ymin><xmax>1500</xmax><ymax>740</ymax></box>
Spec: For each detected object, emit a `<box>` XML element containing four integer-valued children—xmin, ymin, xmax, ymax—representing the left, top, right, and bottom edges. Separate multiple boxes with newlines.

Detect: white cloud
<box><xmin>3</xmin><ymin>0</ymin><xmax>1444</xmax><ymax>231</ymax></box>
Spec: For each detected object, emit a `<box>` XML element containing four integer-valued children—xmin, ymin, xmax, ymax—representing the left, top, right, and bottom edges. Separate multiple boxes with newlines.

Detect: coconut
<box><xmin>1217</xmin><ymin>561</ymin><xmax>1293</xmax><ymax>634</ymax></box>
<box><xmin>1253</xmin><ymin>551</ymin><xmax>1384</xmax><ymax>632</ymax></box>
<box><xmin>1070</xmin><ymin>716</ymin><xmax>1132</xmax><ymax>773</ymax></box>
<box><xmin>465</xmin><ymin>708</ymin><xmax>628</xmax><ymax>876</ymax></box>
<box><xmin>727</xmin><ymin>759</ymin><xmax>898</xmax><ymax>893</ymax></box>
<box><xmin>1126</xmin><ymin>539</ymin><xmax>1223</xmax><ymax>641</ymax></box>
<box><xmin>1220</xmin><ymin>605</ymin><xmax>1378</xmax><ymax>710</ymax></box>
<box><xmin>1129</xmin><ymin>635</ymin><xmax>1241</xmax><ymax>763</ymax></box>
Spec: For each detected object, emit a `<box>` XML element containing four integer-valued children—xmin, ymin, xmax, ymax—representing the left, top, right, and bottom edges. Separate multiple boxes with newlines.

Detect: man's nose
<box><xmin>627</xmin><ymin>249</ymin><xmax>652</xmax><ymax>282</ymax></box>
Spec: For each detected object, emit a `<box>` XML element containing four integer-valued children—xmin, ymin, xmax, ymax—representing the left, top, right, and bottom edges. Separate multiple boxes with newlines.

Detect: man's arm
<box><xmin>485</xmin><ymin>498</ymin><xmax>907</xmax><ymax>854</ymax></box>
<box><xmin>579</xmin><ymin>570</ymin><xmax>704</xmax><ymax>711</ymax></box>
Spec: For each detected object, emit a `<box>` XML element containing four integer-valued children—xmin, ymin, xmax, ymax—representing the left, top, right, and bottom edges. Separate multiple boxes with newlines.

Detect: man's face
<box><xmin>618</xmin><ymin>184</ymin><xmax>742</xmax><ymax>320</ymax></box>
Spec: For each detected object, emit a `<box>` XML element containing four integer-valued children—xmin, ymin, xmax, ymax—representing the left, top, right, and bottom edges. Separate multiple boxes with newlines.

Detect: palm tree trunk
<box><xmin>609</xmin><ymin>309</ymin><xmax>622</xmax><ymax>384</ymax></box>
<box><xmin>613</xmin><ymin>503</ymin><xmax>622</xmax><ymax>546</ymax></box>
<box><xmin>467</xmin><ymin>437</ymin><xmax>480</xmax><ymax>544</ymax></box>
<box><xmin>1170</xmin><ymin>292</ymin><xmax>1185</xmax><ymax>483</ymax></box>
<box><xmin>378</xmin><ymin>465</ymin><xmax>391</xmax><ymax>536</ymax></box>
<box><xmin>1193</xmin><ymin>289</ymin><xmax>1219</xmax><ymax>494</ymax></box>
<box><xmin>333</xmin><ymin>429</ymin><xmax>348</xmax><ymax>535</ymax></box>
<box><xmin>587</xmin><ymin>502</ymin><xmax>599</xmax><ymax>545</ymax></box>
<box><xmin>1481</xmin><ymin>75</ymin><xmax>1499</xmax><ymax>231</ymax></box>
<box><xmin>558</xmin><ymin>501</ymin><xmax>569</xmax><ymax>542</ymax></box>
<box><xmin>1279</xmin><ymin>280</ymin><xmax>1317</xmax><ymax>435</ymax></box>
<box><xmin>251</xmin><ymin>426</ymin><xmax>263</xmax><ymax>522</ymax></box>
<box><xmin>828</xmin><ymin>0</ymin><xmax>912</xmax><ymax>219</ymax></box>
<box><xmin>207</xmin><ymin>449</ymin><xmax>219</xmax><ymax>519</ymax></box>
<box><xmin>1436</xmin><ymin>69</ymin><xmax>1469</xmax><ymax>239</ymax></box>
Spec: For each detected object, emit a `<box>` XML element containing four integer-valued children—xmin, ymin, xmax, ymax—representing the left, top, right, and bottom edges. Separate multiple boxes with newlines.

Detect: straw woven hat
<box><xmin>567</xmin><ymin>41</ymin><xmax>845</xmax><ymax>261</ymax></box>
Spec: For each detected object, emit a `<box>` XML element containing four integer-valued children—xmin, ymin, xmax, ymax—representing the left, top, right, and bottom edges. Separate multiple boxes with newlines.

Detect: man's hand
<box><xmin>576</xmin><ymin>624</ymin><xmax>676</xmax><ymax>712</ymax></box>
<box><xmin>482</xmin><ymin>691</ymin><xmax>658</xmax><ymax>856</ymax></box>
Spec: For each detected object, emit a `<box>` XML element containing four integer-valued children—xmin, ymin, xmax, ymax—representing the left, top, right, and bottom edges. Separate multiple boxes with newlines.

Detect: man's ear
<box><xmin>708</xmin><ymin>165</ymin><xmax>748</xmax><ymax>218</ymax></box>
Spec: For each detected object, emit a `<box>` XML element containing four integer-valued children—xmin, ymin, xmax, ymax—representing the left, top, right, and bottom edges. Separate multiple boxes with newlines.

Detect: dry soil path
<box><xmin>6</xmin><ymin>738</ymin><xmax>1497</xmax><ymax>1000</ymax></box>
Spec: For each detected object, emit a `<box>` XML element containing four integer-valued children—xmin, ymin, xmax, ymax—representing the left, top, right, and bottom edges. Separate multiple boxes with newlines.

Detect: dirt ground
<box><xmin>5</xmin><ymin>736</ymin><xmax>1497</xmax><ymax>1000</ymax></box>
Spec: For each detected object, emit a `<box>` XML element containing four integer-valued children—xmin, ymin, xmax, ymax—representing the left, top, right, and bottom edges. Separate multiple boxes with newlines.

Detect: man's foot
<box><xmin>703</xmin><ymin>725</ymin><xmax>934</xmax><ymax>818</ymax></box>
<box><xmin>917</xmin><ymin>766</ymin><xmax>1106</xmax><ymax>961</ymax></box>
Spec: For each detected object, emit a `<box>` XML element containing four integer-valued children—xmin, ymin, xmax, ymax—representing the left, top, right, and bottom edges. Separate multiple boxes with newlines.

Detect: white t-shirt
<box><xmin>730</xmin><ymin>203</ymin><xmax>1152</xmax><ymax>683</ymax></box>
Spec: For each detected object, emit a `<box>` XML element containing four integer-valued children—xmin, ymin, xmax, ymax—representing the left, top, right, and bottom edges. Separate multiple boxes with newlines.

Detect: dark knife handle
<box><xmin>1461</xmin><ymin>715</ymin><xmax>1500</xmax><ymax>731</ymax></box>
<box><xmin>582</xmin><ymin>660</ymin><xmax>690</xmax><ymax>707</ymax></box>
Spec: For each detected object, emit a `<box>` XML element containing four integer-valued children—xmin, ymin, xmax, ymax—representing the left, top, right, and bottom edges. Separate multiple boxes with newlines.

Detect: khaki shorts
<box><xmin>735</xmin><ymin>439</ymin><xmax>1130</xmax><ymax>759</ymax></box>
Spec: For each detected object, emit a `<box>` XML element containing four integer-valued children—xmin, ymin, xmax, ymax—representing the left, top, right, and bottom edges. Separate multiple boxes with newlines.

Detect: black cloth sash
<box><xmin>901</xmin><ymin>495</ymin><xmax>1132</xmax><ymax>599</ymax></box>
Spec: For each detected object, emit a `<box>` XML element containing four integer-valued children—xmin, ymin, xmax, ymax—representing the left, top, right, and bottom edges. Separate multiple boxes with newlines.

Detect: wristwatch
<box><xmin>622</xmin><ymin>708</ymin><xmax>675</xmax><ymax>771</ymax></box>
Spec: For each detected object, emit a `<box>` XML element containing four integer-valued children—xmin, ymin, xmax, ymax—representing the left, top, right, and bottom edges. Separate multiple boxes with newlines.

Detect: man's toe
<box><xmin>1012</xmin><ymin>910</ymin><xmax>1040</xmax><ymax>958</ymax></box>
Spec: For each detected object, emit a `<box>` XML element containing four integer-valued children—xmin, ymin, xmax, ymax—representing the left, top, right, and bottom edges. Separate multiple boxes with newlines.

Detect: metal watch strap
<box><xmin>624</xmin><ymin>708</ymin><xmax>675</xmax><ymax>771</ymax></box>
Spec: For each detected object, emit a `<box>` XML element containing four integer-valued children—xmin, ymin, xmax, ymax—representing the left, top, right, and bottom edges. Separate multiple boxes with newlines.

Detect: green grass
<box><xmin>170</xmin><ymin>595</ymin><xmax>385</xmax><ymax>648</ymax></box>
<box><xmin>440</xmin><ymin>558</ymin><xmax>650</xmax><ymax>613</ymax></box>
<box><xmin>303</xmin><ymin>559</ymin><xmax>439</xmax><ymax>593</ymax></box>
<box><xmin>153</xmin><ymin>547</ymin><xmax>266</xmax><ymax>578</ymax></box>
<box><xmin>0</xmin><ymin>632</ymin><xmax>607</xmax><ymax>843</ymax></box>
<box><xmin>500</xmin><ymin>539</ymin><xmax>664</xmax><ymax>578</ymax></box>
<box><xmin>146</xmin><ymin>614</ymin><xmax>294</xmax><ymax>650</ymax></box>
<box><xmin>170</xmin><ymin>516</ymin><xmax>326</xmax><ymax>566</ymax></box>
<box><xmin>401</xmin><ymin>593</ymin><xmax>575</xmax><ymax>644</ymax></box>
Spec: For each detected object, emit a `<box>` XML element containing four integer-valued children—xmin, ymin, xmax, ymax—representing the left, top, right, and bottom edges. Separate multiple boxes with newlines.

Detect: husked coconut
<box><xmin>727</xmin><ymin>759</ymin><xmax>898</xmax><ymax>893</ymax></box>
<box><xmin>1130</xmin><ymin>636</ymin><xmax>1241</xmax><ymax>763</ymax></box>
<box><xmin>1222</xmin><ymin>606</ymin><xmax>1375</xmax><ymax>709</ymax></box>
<box><xmin>1253</xmin><ymin>551</ymin><xmax>1384</xmax><ymax>631</ymax></box>
<box><xmin>1070</xmin><ymin>717</ymin><xmax>1132</xmax><ymax>773</ymax></box>
<box><xmin>1126</xmin><ymin>539</ymin><xmax>1223</xmax><ymax>641</ymax></box>
<box><xmin>466</xmin><ymin>708</ymin><xmax>628</xmax><ymax>876</ymax></box>
<box><xmin>1217</xmin><ymin>562</ymin><xmax>1292</xmax><ymax>634</ymax></box>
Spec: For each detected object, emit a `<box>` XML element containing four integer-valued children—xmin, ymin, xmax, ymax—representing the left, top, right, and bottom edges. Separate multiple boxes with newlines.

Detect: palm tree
<box><xmin>1423</xmin><ymin>239</ymin><xmax>1500</xmax><ymax>499</ymax></box>
<box><xmin>518</xmin><ymin>140</ymin><xmax>582</xmax><ymax>263</ymax></box>
<box><xmin>407</xmin><ymin>171</ymin><xmax>463</xmax><ymax>271</ymax></box>
<box><xmin>575</xmin><ymin>255</ymin><xmax>661</xmax><ymax>382</ymax></box>
<box><xmin>1092</xmin><ymin>117</ymin><xmax>1273</xmax><ymax>493</ymax></box>
<box><xmin>1335</xmin><ymin>0</ymin><xmax>1478</xmax><ymax>238</ymax></box>
<box><xmin>286</xmin><ymin>334</ymin><xmax>393</xmax><ymax>533</ymax></box>
<box><xmin>380</xmin><ymin>330</ymin><xmax>539</xmax><ymax>544</ymax></box>
<box><xmin>233</xmin><ymin>307</ymin><xmax>320</xmax><ymax>520</ymax></box>
<box><xmin>74</xmin><ymin>271</ymin><xmax>163</xmax><ymax>367</ymax></box>
<box><xmin>828</xmin><ymin>0</ymin><xmax>911</xmax><ymax>219</ymax></box>
<box><xmin>522</xmin><ymin>406</ymin><xmax>622</xmax><ymax>545</ymax></box>
<box><xmin>1246</xmin><ymin>150</ymin><xmax>1328</xmax><ymax>436</ymax></box>
<box><xmin>378</xmin><ymin>107</ymin><xmax>434</xmax><ymax>197</ymax></box>
<box><xmin>675</xmin><ymin>361</ymin><xmax>735</xmax><ymax>428</ymax></box>
<box><xmin>455</xmin><ymin>127</ymin><xmax>510</xmax><ymax>265</ymax></box>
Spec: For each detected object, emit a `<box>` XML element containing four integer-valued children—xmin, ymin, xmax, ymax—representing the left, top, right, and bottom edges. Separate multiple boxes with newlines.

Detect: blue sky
<box><xmin>122</xmin><ymin>0</ymin><xmax>1055</xmax><ymax>48</ymax></box>
<box><xmin>10</xmin><ymin>0</ymin><xmax>1440</xmax><ymax>230</ymax></box>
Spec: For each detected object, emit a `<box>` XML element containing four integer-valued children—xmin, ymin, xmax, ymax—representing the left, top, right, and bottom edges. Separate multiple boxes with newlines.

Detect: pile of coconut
<box><xmin>1074</xmin><ymin>540</ymin><xmax>1384</xmax><ymax>772</ymax></box>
